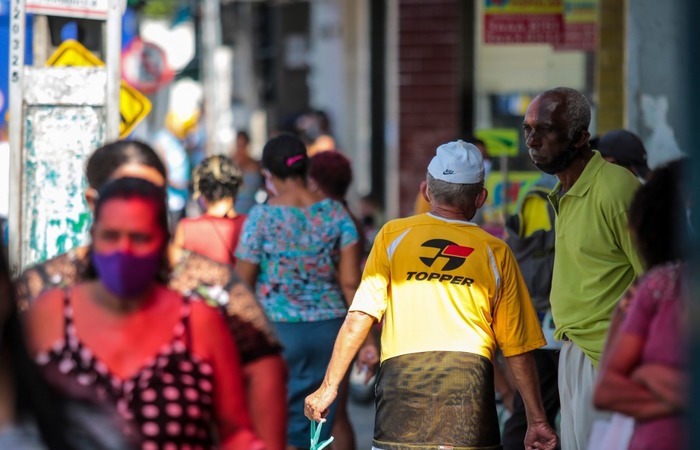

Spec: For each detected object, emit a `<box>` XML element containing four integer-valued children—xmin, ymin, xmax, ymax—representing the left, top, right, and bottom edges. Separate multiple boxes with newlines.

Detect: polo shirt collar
<box><xmin>548</xmin><ymin>151</ymin><xmax>605</xmax><ymax>202</ymax></box>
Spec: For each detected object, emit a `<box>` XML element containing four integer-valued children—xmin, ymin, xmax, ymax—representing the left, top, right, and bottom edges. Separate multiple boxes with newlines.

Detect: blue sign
<box><xmin>0</xmin><ymin>0</ymin><xmax>33</xmax><ymax>127</ymax></box>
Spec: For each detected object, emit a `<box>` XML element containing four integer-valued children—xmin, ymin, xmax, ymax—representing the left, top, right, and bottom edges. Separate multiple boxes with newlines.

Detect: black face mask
<box><xmin>532</xmin><ymin>145</ymin><xmax>578</xmax><ymax>175</ymax></box>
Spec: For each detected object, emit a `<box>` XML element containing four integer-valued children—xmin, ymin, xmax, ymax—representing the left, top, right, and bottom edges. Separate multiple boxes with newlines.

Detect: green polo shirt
<box><xmin>548</xmin><ymin>151</ymin><xmax>644</xmax><ymax>367</ymax></box>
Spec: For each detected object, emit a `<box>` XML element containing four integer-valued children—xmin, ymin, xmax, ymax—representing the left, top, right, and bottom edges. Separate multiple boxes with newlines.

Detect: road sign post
<box><xmin>7</xmin><ymin>0</ymin><xmax>127</xmax><ymax>272</ymax></box>
<box><xmin>47</xmin><ymin>40</ymin><xmax>152</xmax><ymax>138</ymax></box>
<box><xmin>8</xmin><ymin>0</ymin><xmax>27</xmax><ymax>275</ymax></box>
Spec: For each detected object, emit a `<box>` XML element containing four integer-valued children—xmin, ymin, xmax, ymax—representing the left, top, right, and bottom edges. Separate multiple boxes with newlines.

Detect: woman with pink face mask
<box><xmin>24</xmin><ymin>177</ymin><xmax>263</xmax><ymax>450</ymax></box>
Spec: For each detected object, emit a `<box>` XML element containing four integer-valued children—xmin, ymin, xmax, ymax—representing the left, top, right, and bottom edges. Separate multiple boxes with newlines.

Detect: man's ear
<box><xmin>576</xmin><ymin>130</ymin><xmax>591</xmax><ymax>148</ymax></box>
<box><xmin>420</xmin><ymin>180</ymin><xmax>431</xmax><ymax>203</ymax></box>
<box><xmin>85</xmin><ymin>188</ymin><xmax>98</xmax><ymax>212</ymax></box>
<box><xmin>475</xmin><ymin>188</ymin><xmax>488</xmax><ymax>209</ymax></box>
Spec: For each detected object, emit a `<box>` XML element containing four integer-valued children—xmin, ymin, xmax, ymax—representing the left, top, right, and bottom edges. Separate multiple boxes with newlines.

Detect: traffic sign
<box><xmin>118</xmin><ymin>82</ymin><xmax>150</xmax><ymax>137</ymax></box>
<box><xmin>47</xmin><ymin>40</ymin><xmax>151</xmax><ymax>138</ymax></box>
<box><xmin>26</xmin><ymin>0</ymin><xmax>126</xmax><ymax>20</ymax></box>
<box><xmin>121</xmin><ymin>37</ymin><xmax>173</xmax><ymax>94</ymax></box>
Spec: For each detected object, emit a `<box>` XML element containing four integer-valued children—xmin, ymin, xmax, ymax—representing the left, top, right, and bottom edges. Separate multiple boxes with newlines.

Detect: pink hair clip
<box><xmin>286</xmin><ymin>155</ymin><xmax>304</xmax><ymax>167</ymax></box>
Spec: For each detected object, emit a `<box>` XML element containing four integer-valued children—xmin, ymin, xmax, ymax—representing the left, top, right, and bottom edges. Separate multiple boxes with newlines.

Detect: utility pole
<box><xmin>201</xmin><ymin>0</ymin><xmax>224</xmax><ymax>156</ymax></box>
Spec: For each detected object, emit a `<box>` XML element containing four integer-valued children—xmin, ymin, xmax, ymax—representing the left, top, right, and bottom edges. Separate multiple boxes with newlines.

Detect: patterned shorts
<box><xmin>373</xmin><ymin>351</ymin><xmax>501</xmax><ymax>450</ymax></box>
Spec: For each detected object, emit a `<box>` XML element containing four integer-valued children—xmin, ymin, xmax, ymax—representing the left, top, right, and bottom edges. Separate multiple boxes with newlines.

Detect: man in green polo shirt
<box><xmin>522</xmin><ymin>87</ymin><xmax>644</xmax><ymax>450</ymax></box>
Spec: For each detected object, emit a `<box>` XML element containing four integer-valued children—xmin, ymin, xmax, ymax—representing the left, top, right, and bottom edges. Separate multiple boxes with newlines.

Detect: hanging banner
<box><xmin>484</xmin><ymin>0</ymin><xmax>564</xmax><ymax>45</ymax></box>
<box><xmin>475</xmin><ymin>128</ymin><xmax>520</xmax><ymax>157</ymax></box>
<box><xmin>554</xmin><ymin>0</ymin><xmax>598</xmax><ymax>51</ymax></box>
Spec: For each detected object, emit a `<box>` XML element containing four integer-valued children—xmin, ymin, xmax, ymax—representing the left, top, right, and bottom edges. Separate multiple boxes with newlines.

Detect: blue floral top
<box><xmin>236</xmin><ymin>199</ymin><xmax>359</xmax><ymax>322</ymax></box>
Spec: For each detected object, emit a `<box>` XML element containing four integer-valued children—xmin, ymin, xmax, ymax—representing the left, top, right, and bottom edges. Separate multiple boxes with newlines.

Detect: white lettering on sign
<box><xmin>25</xmin><ymin>0</ymin><xmax>121</xmax><ymax>19</ymax></box>
<box><xmin>9</xmin><ymin>0</ymin><xmax>22</xmax><ymax>85</ymax></box>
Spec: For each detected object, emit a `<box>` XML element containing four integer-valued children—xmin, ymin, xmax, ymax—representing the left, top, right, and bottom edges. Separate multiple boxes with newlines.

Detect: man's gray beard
<box><xmin>532</xmin><ymin>147</ymin><xmax>578</xmax><ymax>175</ymax></box>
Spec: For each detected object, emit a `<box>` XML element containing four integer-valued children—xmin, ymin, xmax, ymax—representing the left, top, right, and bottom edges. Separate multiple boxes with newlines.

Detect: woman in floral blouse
<box><xmin>236</xmin><ymin>134</ymin><xmax>361</xmax><ymax>449</ymax></box>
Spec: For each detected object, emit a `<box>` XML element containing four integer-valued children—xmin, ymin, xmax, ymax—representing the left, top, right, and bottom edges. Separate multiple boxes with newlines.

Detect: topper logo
<box><xmin>442</xmin><ymin>169</ymin><xmax>455</xmax><ymax>175</ymax></box>
<box><xmin>419</xmin><ymin>239</ymin><xmax>474</xmax><ymax>271</ymax></box>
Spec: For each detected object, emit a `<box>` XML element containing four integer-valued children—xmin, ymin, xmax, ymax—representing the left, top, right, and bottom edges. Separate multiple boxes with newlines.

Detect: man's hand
<box><xmin>305</xmin><ymin>311</ymin><xmax>375</xmax><ymax>420</ymax></box>
<box><xmin>305</xmin><ymin>384</ymin><xmax>339</xmax><ymax>421</ymax></box>
<box><xmin>505</xmin><ymin>353</ymin><xmax>558</xmax><ymax>449</ymax></box>
<box><xmin>524</xmin><ymin>421</ymin><xmax>558</xmax><ymax>450</ymax></box>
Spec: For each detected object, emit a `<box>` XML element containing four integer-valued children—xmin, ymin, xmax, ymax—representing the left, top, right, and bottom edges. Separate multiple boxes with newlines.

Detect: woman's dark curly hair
<box><xmin>308</xmin><ymin>151</ymin><xmax>353</xmax><ymax>201</ymax></box>
<box><xmin>628</xmin><ymin>158</ymin><xmax>690</xmax><ymax>269</ymax></box>
<box><xmin>193</xmin><ymin>155</ymin><xmax>243</xmax><ymax>202</ymax></box>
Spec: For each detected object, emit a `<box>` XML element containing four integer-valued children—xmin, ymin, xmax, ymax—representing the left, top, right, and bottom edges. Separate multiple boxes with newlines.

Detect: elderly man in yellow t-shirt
<box><xmin>305</xmin><ymin>140</ymin><xmax>558</xmax><ymax>450</ymax></box>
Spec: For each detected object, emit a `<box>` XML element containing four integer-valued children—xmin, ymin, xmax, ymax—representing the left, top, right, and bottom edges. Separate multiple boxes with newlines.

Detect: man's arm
<box><xmin>244</xmin><ymin>355</ymin><xmax>288</xmax><ymax>450</ymax></box>
<box><xmin>305</xmin><ymin>311</ymin><xmax>375</xmax><ymax>420</ymax></box>
<box><xmin>493</xmin><ymin>355</ymin><xmax>515</xmax><ymax>412</ymax></box>
<box><xmin>505</xmin><ymin>352</ymin><xmax>558</xmax><ymax>450</ymax></box>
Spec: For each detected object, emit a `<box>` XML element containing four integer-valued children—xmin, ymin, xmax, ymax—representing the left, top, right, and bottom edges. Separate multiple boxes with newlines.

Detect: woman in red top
<box><xmin>26</xmin><ymin>177</ymin><xmax>261</xmax><ymax>449</ymax></box>
<box><xmin>173</xmin><ymin>155</ymin><xmax>246</xmax><ymax>266</ymax></box>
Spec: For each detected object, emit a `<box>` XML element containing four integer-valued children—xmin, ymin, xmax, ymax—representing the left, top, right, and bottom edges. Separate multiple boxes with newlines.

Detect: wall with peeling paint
<box><xmin>627</xmin><ymin>0</ymin><xmax>690</xmax><ymax>168</ymax></box>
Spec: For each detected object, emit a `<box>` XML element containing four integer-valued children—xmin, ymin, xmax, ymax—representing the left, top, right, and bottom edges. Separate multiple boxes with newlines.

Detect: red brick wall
<box><xmin>398</xmin><ymin>0</ymin><xmax>460</xmax><ymax>217</ymax></box>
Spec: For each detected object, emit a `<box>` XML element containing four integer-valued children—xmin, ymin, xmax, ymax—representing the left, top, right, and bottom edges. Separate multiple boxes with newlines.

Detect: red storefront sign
<box><xmin>555</xmin><ymin>22</ymin><xmax>597</xmax><ymax>51</ymax></box>
<box><xmin>483</xmin><ymin>0</ymin><xmax>597</xmax><ymax>51</ymax></box>
<box><xmin>484</xmin><ymin>13</ymin><xmax>564</xmax><ymax>44</ymax></box>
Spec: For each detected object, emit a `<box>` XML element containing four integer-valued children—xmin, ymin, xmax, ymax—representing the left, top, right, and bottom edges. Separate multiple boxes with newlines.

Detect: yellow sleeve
<box><xmin>348</xmin><ymin>229</ymin><xmax>390</xmax><ymax>321</ymax></box>
<box><xmin>491</xmin><ymin>246</ymin><xmax>546</xmax><ymax>357</ymax></box>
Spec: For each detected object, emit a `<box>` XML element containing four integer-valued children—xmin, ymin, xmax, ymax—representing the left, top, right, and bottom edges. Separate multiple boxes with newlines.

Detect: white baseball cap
<box><xmin>428</xmin><ymin>140</ymin><xmax>484</xmax><ymax>184</ymax></box>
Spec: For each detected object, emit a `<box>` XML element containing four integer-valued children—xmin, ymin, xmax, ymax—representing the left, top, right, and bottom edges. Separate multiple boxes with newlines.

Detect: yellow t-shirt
<box><xmin>520</xmin><ymin>192</ymin><xmax>553</xmax><ymax>237</ymax></box>
<box><xmin>349</xmin><ymin>213</ymin><xmax>546</xmax><ymax>363</ymax></box>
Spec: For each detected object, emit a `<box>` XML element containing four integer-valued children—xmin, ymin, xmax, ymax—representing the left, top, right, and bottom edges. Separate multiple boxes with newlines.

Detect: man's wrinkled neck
<box><xmin>431</xmin><ymin>204</ymin><xmax>474</xmax><ymax>222</ymax></box>
<box><xmin>556</xmin><ymin>148</ymin><xmax>594</xmax><ymax>192</ymax></box>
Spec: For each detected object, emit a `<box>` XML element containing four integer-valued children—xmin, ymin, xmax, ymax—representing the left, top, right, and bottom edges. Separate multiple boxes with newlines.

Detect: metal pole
<box><xmin>201</xmin><ymin>0</ymin><xmax>222</xmax><ymax>156</ymax></box>
<box><xmin>8</xmin><ymin>0</ymin><xmax>26</xmax><ymax>276</ymax></box>
<box><xmin>500</xmin><ymin>154</ymin><xmax>509</xmax><ymax>220</ymax></box>
<box><xmin>105</xmin><ymin>0</ymin><xmax>123</xmax><ymax>141</ymax></box>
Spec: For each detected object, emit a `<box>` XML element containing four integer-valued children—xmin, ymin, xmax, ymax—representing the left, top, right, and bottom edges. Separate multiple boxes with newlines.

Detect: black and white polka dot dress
<box><xmin>36</xmin><ymin>293</ymin><xmax>218</xmax><ymax>450</ymax></box>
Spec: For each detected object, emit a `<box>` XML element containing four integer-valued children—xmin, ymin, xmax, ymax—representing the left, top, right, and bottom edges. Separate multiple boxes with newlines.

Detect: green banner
<box><xmin>476</xmin><ymin>128</ymin><xmax>520</xmax><ymax>157</ymax></box>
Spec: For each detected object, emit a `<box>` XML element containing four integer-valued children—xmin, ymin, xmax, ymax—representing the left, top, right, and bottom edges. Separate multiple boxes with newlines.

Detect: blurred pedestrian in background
<box><xmin>172</xmin><ymin>155</ymin><xmax>246</xmax><ymax>266</ymax></box>
<box><xmin>236</xmin><ymin>134</ymin><xmax>361</xmax><ymax>449</ymax></box>
<box><xmin>24</xmin><ymin>177</ymin><xmax>262</xmax><ymax>449</ymax></box>
<box><xmin>594</xmin><ymin>159</ymin><xmax>690</xmax><ymax>450</ymax></box>
<box><xmin>596</xmin><ymin>129</ymin><xmax>651</xmax><ymax>183</ymax></box>
<box><xmin>231</xmin><ymin>131</ymin><xmax>264</xmax><ymax>215</ymax></box>
<box><xmin>17</xmin><ymin>140</ymin><xmax>287</xmax><ymax>450</ymax></box>
<box><xmin>153</xmin><ymin>112</ymin><xmax>193</xmax><ymax>228</ymax></box>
